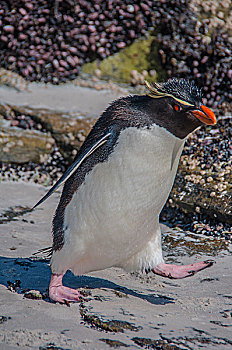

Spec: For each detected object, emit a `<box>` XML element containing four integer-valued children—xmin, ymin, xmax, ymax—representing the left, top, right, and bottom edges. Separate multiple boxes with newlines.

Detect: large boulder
<box><xmin>1</xmin><ymin>104</ymin><xmax>95</xmax><ymax>162</ymax></box>
<box><xmin>170</xmin><ymin>159</ymin><xmax>232</xmax><ymax>225</ymax></box>
<box><xmin>0</xmin><ymin>116</ymin><xmax>54</xmax><ymax>164</ymax></box>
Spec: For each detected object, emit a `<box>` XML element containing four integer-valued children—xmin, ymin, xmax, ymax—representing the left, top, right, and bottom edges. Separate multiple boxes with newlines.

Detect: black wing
<box><xmin>32</xmin><ymin>132</ymin><xmax>111</xmax><ymax>209</ymax></box>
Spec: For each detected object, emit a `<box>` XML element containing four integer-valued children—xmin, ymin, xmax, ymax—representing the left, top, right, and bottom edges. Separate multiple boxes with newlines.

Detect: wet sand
<box><xmin>0</xmin><ymin>182</ymin><xmax>231</xmax><ymax>350</ymax></box>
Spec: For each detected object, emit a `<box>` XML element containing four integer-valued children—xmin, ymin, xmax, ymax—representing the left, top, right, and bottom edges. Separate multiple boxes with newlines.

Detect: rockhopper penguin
<box><xmin>33</xmin><ymin>78</ymin><xmax>217</xmax><ymax>303</ymax></box>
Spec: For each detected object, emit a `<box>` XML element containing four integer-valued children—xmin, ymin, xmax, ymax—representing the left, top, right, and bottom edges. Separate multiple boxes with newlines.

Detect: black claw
<box><xmin>64</xmin><ymin>300</ymin><xmax>70</xmax><ymax>307</ymax></box>
<box><xmin>188</xmin><ymin>270</ymin><xmax>196</xmax><ymax>275</ymax></box>
<box><xmin>204</xmin><ymin>259</ymin><xmax>215</xmax><ymax>266</ymax></box>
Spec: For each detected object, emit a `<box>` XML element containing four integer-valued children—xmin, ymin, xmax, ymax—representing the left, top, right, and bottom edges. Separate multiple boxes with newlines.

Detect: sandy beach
<box><xmin>0</xmin><ymin>181</ymin><xmax>231</xmax><ymax>350</ymax></box>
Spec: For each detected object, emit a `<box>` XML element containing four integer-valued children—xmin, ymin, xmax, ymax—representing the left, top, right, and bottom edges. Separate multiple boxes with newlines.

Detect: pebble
<box><xmin>3</xmin><ymin>25</ymin><xmax>14</xmax><ymax>33</ymax></box>
<box><xmin>24</xmin><ymin>290</ymin><xmax>43</xmax><ymax>299</ymax></box>
<box><xmin>19</xmin><ymin>8</ymin><xmax>27</xmax><ymax>16</ymax></box>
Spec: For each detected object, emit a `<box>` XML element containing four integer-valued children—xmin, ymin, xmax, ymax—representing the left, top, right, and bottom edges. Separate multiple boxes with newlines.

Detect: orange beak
<box><xmin>192</xmin><ymin>105</ymin><xmax>216</xmax><ymax>125</ymax></box>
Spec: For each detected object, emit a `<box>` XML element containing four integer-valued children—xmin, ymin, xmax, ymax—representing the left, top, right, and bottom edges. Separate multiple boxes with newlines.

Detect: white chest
<box><xmin>87</xmin><ymin>125</ymin><xmax>185</xmax><ymax>214</ymax></box>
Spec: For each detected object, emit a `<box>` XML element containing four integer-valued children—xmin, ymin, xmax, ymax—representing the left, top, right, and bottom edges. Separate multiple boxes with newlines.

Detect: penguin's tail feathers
<box><xmin>31</xmin><ymin>246</ymin><xmax>53</xmax><ymax>259</ymax></box>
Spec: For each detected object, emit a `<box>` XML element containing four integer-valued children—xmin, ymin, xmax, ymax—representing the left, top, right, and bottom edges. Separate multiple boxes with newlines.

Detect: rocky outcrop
<box><xmin>0</xmin><ymin>116</ymin><xmax>54</xmax><ymax>164</ymax></box>
<box><xmin>0</xmin><ymin>104</ymin><xmax>95</xmax><ymax>161</ymax></box>
<box><xmin>171</xmin><ymin>162</ymin><xmax>232</xmax><ymax>225</ymax></box>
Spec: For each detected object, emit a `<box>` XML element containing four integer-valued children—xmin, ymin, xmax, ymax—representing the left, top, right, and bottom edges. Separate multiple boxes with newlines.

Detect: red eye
<box><xmin>174</xmin><ymin>105</ymin><xmax>180</xmax><ymax>111</ymax></box>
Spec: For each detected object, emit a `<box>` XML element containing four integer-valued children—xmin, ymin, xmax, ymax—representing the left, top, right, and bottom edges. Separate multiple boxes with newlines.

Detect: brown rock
<box><xmin>0</xmin><ymin>116</ymin><xmax>55</xmax><ymax>164</ymax></box>
<box><xmin>170</xmin><ymin>162</ymin><xmax>232</xmax><ymax>225</ymax></box>
<box><xmin>7</xmin><ymin>105</ymin><xmax>95</xmax><ymax>161</ymax></box>
<box><xmin>66</xmin><ymin>56</ymin><xmax>76</xmax><ymax>67</ymax></box>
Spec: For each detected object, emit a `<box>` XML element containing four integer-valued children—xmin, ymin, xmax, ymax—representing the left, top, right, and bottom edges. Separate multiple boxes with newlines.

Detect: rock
<box><xmin>6</xmin><ymin>105</ymin><xmax>94</xmax><ymax>161</ymax></box>
<box><xmin>3</xmin><ymin>25</ymin><xmax>14</xmax><ymax>33</ymax></box>
<box><xmin>0</xmin><ymin>68</ymin><xmax>29</xmax><ymax>92</ymax></box>
<box><xmin>0</xmin><ymin>103</ymin><xmax>15</xmax><ymax>119</ymax></box>
<box><xmin>170</xmin><ymin>162</ymin><xmax>232</xmax><ymax>225</ymax></box>
<box><xmin>24</xmin><ymin>290</ymin><xmax>43</xmax><ymax>299</ymax></box>
<box><xmin>0</xmin><ymin>316</ymin><xmax>11</xmax><ymax>324</ymax></box>
<box><xmin>0</xmin><ymin>116</ymin><xmax>55</xmax><ymax>164</ymax></box>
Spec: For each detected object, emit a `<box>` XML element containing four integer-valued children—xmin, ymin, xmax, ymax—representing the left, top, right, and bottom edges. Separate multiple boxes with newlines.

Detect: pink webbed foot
<box><xmin>49</xmin><ymin>273</ymin><xmax>81</xmax><ymax>304</ymax></box>
<box><xmin>152</xmin><ymin>260</ymin><xmax>215</xmax><ymax>279</ymax></box>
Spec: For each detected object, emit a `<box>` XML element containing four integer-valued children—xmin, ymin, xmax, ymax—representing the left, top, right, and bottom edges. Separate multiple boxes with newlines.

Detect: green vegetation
<box><xmin>81</xmin><ymin>35</ymin><xmax>166</xmax><ymax>83</ymax></box>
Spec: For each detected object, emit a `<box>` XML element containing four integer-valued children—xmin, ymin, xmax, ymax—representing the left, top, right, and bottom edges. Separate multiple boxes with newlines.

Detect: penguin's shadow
<box><xmin>0</xmin><ymin>256</ymin><xmax>174</xmax><ymax>305</ymax></box>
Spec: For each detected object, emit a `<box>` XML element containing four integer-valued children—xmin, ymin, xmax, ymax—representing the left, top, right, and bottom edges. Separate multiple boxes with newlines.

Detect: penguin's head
<box><xmin>145</xmin><ymin>78</ymin><xmax>216</xmax><ymax>139</ymax></box>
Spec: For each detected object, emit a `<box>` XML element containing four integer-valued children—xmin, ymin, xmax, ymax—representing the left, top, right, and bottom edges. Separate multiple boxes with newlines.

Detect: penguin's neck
<box><xmin>114</xmin><ymin>124</ymin><xmax>185</xmax><ymax>173</ymax></box>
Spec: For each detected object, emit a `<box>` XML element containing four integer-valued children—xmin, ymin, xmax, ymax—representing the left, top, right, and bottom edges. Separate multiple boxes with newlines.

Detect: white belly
<box><xmin>51</xmin><ymin>125</ymin><xmax>185</xmax><ymax>275</ymax></box>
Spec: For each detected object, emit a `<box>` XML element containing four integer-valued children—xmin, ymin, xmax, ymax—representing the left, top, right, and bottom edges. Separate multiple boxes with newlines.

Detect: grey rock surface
<box><xmin>0</xmin><ymin>81</ymin><xmax>125</xmax><ymax>117</ymax></box>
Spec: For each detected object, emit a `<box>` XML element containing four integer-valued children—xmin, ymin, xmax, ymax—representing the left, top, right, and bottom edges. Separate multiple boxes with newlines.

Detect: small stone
<box><xmin>69</xmin><ymin>46</ymin><xmax>78</xmax><ymax>54</ymax></box>
<box><xmin>130</xmin><ymin>70</ymin><xmax>139</xmax><ymax>78</ymax></box>
<box><xmin>8</xmin><ymin>56</ymin><xmax>16</xmax><ymax>63</ymax></box>
<box><xmin>141</xmin><ymin>70</ymin><xmax>148</xmax><ymax>77</ymax></box>
<box><xmin>127</xmin><ymin>5</ymin><xmax>134</xmax><ymax>13</ymax></box>
<box><xmin>66</xmin><ymin>56</ymin><xmax>76</xmax><ymax>67</ymax></box>
<box><xmin>94</xmin><ymin>69</ymin><xmax>101</xmax><ymax>78</ymax></box>
<box><xmin>217</xmin><ymin>11</ymin><xmax>224</xmax><ymax>19</ymax></box>
<box><xmin>73</xmin><ymin>56</ymin><xmax>79</xmax><ymax>64</ymax></box>
<box><xmin>227</xmin><ymin>70</ymin><xmax>232</xmax><ymax>79</ymax></box>
<box><xmin>0</xmin><ymin>316</ymin><xmax>11</xmax><ymax>324</ymax></box>
<box><xmin>38</xmin><ymin>17</ymin><xmax>46</xmax><ymax>24</ymax></box>
<box><xmin>116</xmin><ymin>42</ymin><xmax>126</xmax><ymax>49</ymax></box>
<box><xmin>52</xmin><ymin>59</ymin><xmax>59</xmax><ymax>69</ymax></box>
<box><xmin>37</xmin><ymin>59</ymin><xmax>45</xmax><ymax>65</ymax></box>
<box><xmin>3</xmin><ymin>25</ymin><xmax>14</xmax><ymax>33</ymax></box>
<box><xmin>19</xmin><ymin>8</ymin><xmax>27</xmax><ymax>16</ymax></box>
<box><xmin>25</xmin><ymin>2</ymin><xmax>33</xmax><ymax>10</ymax></box>
<box><xmin>149</xmin><ymin>69</ymin><xmax>156</xmax><ymax>77</ymax></box>
<box><xmin>88</xmin><ymin>25</ymin><xmax>96</xmax><ymax>33</ymax></box>
<box><xmin>19</xmin><ymin>33</ymin><xmax>27</xmax><ymax>40</ymax></box>
<box><xmin>24</xmin><ymin>290</ymin><xmax>43</xmax><ymax>299</ymax></box>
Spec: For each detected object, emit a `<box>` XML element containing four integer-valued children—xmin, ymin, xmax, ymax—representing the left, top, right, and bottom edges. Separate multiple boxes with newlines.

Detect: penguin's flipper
<box><xmin>32</xmin><ymin>132</ymin><xmax>111</xmax><ymax>209</ymax></box>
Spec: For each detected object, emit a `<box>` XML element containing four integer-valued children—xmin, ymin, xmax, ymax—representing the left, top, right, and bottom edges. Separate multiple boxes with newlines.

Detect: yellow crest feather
<box><xmin>145</xmin><ymin>80</ymin><xmax>195</xmax><ymax>106</ymax></box>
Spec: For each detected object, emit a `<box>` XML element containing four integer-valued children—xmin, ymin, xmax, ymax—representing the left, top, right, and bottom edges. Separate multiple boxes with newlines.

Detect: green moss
<box><xmin>81</xmin><ymin>35</ymin><xmax>166</xmax><ymax>83</ymax></box>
